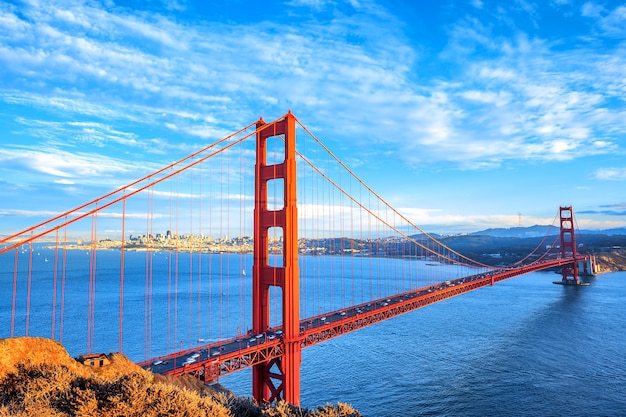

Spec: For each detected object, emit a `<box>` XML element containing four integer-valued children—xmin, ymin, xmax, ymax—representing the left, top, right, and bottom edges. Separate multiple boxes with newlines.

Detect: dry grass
<box><xmin>0</xmin><ymin>338</ymin><xmax>361</xmax><ymax>417</ymax></box>
<box><xmin>0</xmin><ymin>337</ymin><xmax>88</xmax><ymax>381</ymax></box>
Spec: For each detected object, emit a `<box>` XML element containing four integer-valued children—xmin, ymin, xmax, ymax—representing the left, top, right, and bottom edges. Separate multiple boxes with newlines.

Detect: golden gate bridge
<box><xmin>0</xmin><ymin>112</ymin><xmax>595</xmax><ymax>405</ymax></box>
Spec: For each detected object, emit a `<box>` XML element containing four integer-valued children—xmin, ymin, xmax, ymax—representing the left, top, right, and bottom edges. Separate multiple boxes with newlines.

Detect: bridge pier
<box><xmin>252</xmin><ymin>112</ymin><xmax>301</xmax><ymax>405</ymax></box>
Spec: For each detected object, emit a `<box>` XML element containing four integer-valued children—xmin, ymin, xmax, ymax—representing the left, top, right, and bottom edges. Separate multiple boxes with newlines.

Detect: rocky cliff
<box><xmin>594</xmin><ymin>249</ymin><xmax>626</xmax><ymax>274</ymax></box>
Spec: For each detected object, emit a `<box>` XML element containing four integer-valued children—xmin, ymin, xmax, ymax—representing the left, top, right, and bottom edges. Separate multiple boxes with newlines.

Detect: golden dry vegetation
<box><xmin>0</xmin><ymin>338</ymin><xmax>361</xmax><ymax>417</ymax></box>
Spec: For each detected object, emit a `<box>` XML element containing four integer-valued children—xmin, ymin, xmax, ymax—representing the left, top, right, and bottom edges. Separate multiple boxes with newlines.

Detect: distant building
<box><xmin>78</xmin><ymin>353</ymin><xmax>111</xmax><ymax>368</ymax></box>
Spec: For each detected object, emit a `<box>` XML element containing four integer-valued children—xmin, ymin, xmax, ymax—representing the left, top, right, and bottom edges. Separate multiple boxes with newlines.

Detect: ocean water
<box><xmin>1</xmin><ymin>249</ymin><xmax>625</xmax><ymax>416</ymax></box>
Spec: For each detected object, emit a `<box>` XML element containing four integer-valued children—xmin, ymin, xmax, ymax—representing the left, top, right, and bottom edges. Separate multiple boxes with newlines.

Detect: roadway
<box><xmin>141</xmin><ymin>256</ymin><xmax>584</xmax><ymax>380</ymax></box>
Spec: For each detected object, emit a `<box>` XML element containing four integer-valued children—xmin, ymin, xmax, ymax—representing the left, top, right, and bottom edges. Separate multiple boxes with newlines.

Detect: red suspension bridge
<box><xmin>0</xmin><ymin>112</ymin><xmax>595</xmax><ymax>405</ymax></box>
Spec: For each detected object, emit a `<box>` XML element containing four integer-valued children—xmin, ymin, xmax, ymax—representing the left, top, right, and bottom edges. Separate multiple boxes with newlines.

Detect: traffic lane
<box><xmin>148</xmin><ymin>331</ymin><xmax>285</xmax><ymax>373</ymax></box>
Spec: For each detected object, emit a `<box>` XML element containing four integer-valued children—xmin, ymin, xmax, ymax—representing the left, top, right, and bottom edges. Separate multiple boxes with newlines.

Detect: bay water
<box><xmin>1</xmin><ymin>248</ymin><xmax>625</xmax><ymax>416</ymax></box>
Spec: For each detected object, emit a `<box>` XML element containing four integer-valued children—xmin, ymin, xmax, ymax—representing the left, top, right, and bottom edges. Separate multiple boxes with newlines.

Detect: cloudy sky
<box><xmin>1</xmin><ymin>0</ymin><xmax>625</xmax><ymax>234</ymax></box>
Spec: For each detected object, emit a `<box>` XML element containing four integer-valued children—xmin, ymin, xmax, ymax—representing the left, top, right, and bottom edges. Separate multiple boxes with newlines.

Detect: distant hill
<box><xmin>601</xmin><ymin>227</ymin><xmax>626</xmax><ymax>236</ymax></box>
<box><xmin>471</xmin><ymin>225</ymin><xmax>626</xmax><ymax>238</ymax></box>
<box><xmin>471</xmin><ymin>225</ymin><xmax>556</xmax><ymax>238</ymax></box>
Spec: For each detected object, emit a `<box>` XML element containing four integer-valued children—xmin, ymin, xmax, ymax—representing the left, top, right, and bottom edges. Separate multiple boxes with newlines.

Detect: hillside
<box><xmin>593</xmin><ymin>249</ymin><xmax>626</xmax><ymax>274</ymax></box>
<box><xmin>439</xmin><ymin>233</ymin><xmax>626</xmax><ymax>270</ymax></box>
<box><xmin>0</xmin><ymin>338</ymin><xmax>360</xmax><ymax>417</ymax></box>
<box><xmin>470</xmin><ymin>225</ymin><xmax>626</xmax><ymax>238</ymax></box>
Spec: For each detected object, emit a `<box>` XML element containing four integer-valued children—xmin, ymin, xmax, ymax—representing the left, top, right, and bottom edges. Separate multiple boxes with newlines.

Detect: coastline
<box><xmin>39</xmin><ymin>242</ymin><xmax>626</xmax><ymax>273</ymax></box>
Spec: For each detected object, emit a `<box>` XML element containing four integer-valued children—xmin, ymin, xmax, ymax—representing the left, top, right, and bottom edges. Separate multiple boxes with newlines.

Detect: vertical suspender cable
<box><xmin>339</xmin><ymin>167</ymin><xmax>344</xmax><ymax>309</ymax></box>
<box><xmin>359</xmin><ymin>181</ymin><xmax>364</xmax><ymax>304</ymax></box>
<box><xmin>368</xmin><ymin>191</ymin><xmax>373</xmax><ymax>302</ymax></box>
<box><xmin>11</xmin><ymin>248</ymin><xmax>18</xmax><ymax>338</ymax></box>
<box><xmin>207</xmin><ymin>158</ymin><xmax>212</xmax><ymax>340</ymax></box>
<box><xmin>227</xmin><ymin>148</ymin><xmax>231</xmax><ymax>337</ymax></box>
<box><xmin>52</xmin><ymin>229</ymin><xmax>59</xmax><ymax>339</ymax></box>
<box><xmin>198</xmin><ymin>157</ymin><xmax>203</xmax><ymax>341</ymax></box>
<box><xmin>315</xmin><ymin>156</ymin><xmax>321</xmax><ymax>316</ymax></box>
<box><xmin>189</xmin><ymin>160</ymin><xmax>194</xmax><ymax>347</ymax></box>
<box><xmin>87</xmin><ymin>216</ymin><xmax>92</xmax><ymax>351</ymax></box>
<box><xmin>120</xmin><ymin>197</ymin><xmax>126</xmax><ymax>353</ymax></box>
<box><xmin>376</xmin><ymin>198</ymin><xmax>381</xmax><ymax>299</ymax></box>
<box><xmin>219</xmin><ymin>151</ymin><xmax>223</xmax><ymax>340</ymax></box>
<box><xmin>61</xmin><ymin>223</ymin><xmax>67</xmax><ymax>344</ymax></box>
<box><xmin>144</xmin><ymin>190</ymin><xmax>151</xmax><ymax>359</ymax></box>
<box><xmin>326</xmin><ymin>153</ymin><xmax>332</xmax><ymax>313</ymax></box>
<box><xmin>88</xmin><ymin>211</ymin><xmax>97</xmax><ymax>353</ymax></box>
<box><xmin>174</xmin><ymin>175</ymin><xmax>182</xmax><ymax>349</ymax></box>
<box><xmin>239</xmin><ymin>140</ymin><xmax>246</xmax><ymax>334</ymax></box>
<box><xmin>314</xmin><ymin>158</ymin><xmax>319</xmax><ymax>316</ymax></box>
<box><xmin>149</xmin><ymin>188</ymin><xmax>154</xmax><ymax>356</ymax></box>
<box><xmin>26</xmin><ymin>237</ymin><xmax>33</xmax><ymax>336</ymax></box>
<box><xmin>350</xmin><ymin>173</ymin><xmax>354</xmax><ymax>308</ymax></box>
<box><xmin>167</xmin><ymin>173</ymin><xmax>173</xmax><ymax>353</ymax></box>
<box><xmin>299</xmin><ymin>132</ymin><xmax>305</xmax><ymax>319</ymax></box>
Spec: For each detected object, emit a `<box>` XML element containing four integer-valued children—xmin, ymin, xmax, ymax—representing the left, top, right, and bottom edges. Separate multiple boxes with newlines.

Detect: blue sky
<box><xmin>0</xmin><ymin>0</ymin><xmax>625</xmax><ymax>234</ymax></box>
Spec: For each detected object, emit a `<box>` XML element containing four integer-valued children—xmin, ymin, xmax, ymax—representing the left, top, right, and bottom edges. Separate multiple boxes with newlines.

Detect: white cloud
<box><xmin>0</xmin><ymin>146</ymin><xmax>137</xmax><ymax>182</ymax></box>
<box><xmin>478</xmin><ymin>66</ymin><xmax>517</xmax><ymax>80</ymax></box>
<box><xmin>0</xmin><ymin>0</ymin><xmax>625</xmax><ymax>179</ymax></box>
<box><xmin>460</xmin><ymin>90</ymin><xmax>512</xmax><ymax>107</ymax></box>
<box><xmin>0</xmin><ymin>209</ymin><xmax>66</xmax><ymax>217</ymax></box>
<box><xmin>581</xmin><ymin>2</ymin><xmax>604</xmax><ymax>18</ymax></box>
<box><xmin>286</xmin><ymin>0</ymin><xmax>333</xmax><ymax>8</ymax></box>
<box><xmin>0</xmin><ymin>208</ymin><xmax>170</xmax><ymax>220</ymax></box>
<box><xmin>598</xmin><ymin>5</ymin><xmax>626</xmax><ymax>34</ymax></box>
<box><xmin>594</xmin><ymin>167</ymin><xmax>626</xmax><ymax>181</ymax></box>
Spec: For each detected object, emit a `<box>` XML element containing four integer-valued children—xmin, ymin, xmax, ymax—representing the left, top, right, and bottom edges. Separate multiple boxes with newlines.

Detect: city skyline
<box><xmin>1</xmin><ymin>0</ymin><xmax>625</xmax><ymax>235</ymax></box>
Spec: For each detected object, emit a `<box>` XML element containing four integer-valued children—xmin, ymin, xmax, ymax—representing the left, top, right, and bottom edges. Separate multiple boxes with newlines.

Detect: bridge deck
<box><xmin>140</xmin><ymin>257</ymin><xmax>584</xmax><ymax>381</ymax></box>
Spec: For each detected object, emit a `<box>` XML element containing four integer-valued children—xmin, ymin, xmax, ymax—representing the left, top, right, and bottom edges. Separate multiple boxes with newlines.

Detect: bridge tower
<box><xmin>252</xmin><ymin>112</ymin><xmax>301</xmax><ymax>405</ymax></box>
<box><xmin>559</xmin><ymin>206</ymin><xmax>580</xmax><ymax>285</ymax></box>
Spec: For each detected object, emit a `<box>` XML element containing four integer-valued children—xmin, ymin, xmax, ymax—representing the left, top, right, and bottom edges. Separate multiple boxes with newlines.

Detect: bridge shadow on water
<box><xmin>412</xmin><ymin>272</ymin><xmax>625</xmax><ymax>417</ymax></box>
